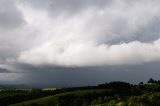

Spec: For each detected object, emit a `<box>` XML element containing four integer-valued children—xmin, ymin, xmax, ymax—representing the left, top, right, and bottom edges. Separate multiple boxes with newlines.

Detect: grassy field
<box><xmin>2</xmin><ymin>80</ymin><xmax>160</xmax><ymax>106</ymax></box>
<box><xmin>9</xmin><ymin>96</ymin><xmax>53</xmax><ymax>106</ymax></box>
<box><xmin>42</xmin><ymin>88</ymin><xmax>58</xmax><ymax>91</ymax></box>
<box><xmin>0</xmin><ymin>88</ymin><xmax>60</xmax><ymax>106</ymax></box>
<box><xmin>10</xmin><ymin>89</ymin><xmax>109</xmax><ymax>106</ymax></box>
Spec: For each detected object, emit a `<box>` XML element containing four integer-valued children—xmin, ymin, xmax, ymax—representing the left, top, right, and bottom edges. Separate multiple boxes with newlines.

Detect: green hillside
<box><xmin>10</xmin><ymin>89</ymin><xmax>110</xmax><ymax>106</ymax></box>
<box><xmin>1</xmin><ymin>79</ymin><xmax>160</xmax><ymax>106</ymax></box>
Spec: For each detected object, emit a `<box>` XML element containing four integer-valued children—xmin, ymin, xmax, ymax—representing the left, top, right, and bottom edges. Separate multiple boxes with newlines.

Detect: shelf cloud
<box><xmin>16</xmin><ymin>0</ymin><xmax>160</xmax><ymax>67</ymax></box>
<box><xmin>1</xmin><ymin>0</ymin><xmax>160</xmax><ymax>86</ymax></box>
<box><xmin>18</xmin><ymin>39</ymin><xmax>160</xmax><ymax>67</ymax></box>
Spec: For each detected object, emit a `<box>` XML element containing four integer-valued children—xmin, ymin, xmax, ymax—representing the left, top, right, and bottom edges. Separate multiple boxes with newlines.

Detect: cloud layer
<box><xmin>18</xmin><ymin>39</ymin><xmax>160</xmax><ymax>67</ymax></box>
<box><xmin>15</xmin><ymin>0</ymin><xmax>160</xmax><ymax>67</ymax></box>
<box><xmin>1</xmin><ymin>0</ymin><xmax>160</xmax><ymax>85</ymax></box>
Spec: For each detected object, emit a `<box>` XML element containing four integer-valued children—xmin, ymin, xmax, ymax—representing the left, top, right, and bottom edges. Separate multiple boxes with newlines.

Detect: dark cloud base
<box><xmin>16</xmin><ymin>62</ymin><xmax>160</xmax><ymax>87</ymax></box>
<box><xmin>0</xmin><ymin>68</ymin><xmax>11</xmax><ymax>73</ymax></box>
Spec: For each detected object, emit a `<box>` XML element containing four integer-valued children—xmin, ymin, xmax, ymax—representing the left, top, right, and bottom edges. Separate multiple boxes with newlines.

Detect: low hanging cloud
<box><xmin>18</xmin><ymin>39</ymin><xmax>160</xmax><ymax>67</ymax></box>
<box><xmin>1</xmin><ymin>0</ymin><xmax>160</xmax><ymax>85</ymax></box>
<box><xmin>1</xmin><ymin>0</ymin><xmax>160</xmax><ymax>68</ymax></box>
<box><xmin>14</xmin><ymin>0</ymin><xmax>160</xmax><ymax>67</ymax></box>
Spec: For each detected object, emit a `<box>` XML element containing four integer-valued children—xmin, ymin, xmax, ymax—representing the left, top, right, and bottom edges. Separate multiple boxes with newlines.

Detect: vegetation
<box><xmin>0</xmin><ymin>88</ymin><xmax>61</xmax><ymax>106</ymax></box>
<box><xmin>1</xmin><ymin>78</ymin><xmax>160</xmax><ymax>106</ymax></box>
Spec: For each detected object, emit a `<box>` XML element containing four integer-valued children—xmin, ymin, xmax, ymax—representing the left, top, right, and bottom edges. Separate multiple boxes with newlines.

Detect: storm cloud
<box><xmin>16</xmin><ymin>0</ymin><xmax>160</xmax><ymax>67</ymax></box>
<box><xmin>0</xmin><ymin>0</ymin><xmax>25</xmax><ymax>29</ymax></box>
<box><xmin>1</xmin><ymin>0</ymin><xmax>160</xmax><ymax>86</ymax></box>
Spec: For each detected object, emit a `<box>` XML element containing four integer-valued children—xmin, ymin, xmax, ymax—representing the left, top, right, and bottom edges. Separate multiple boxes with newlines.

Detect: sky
<box><xmin>1</xmin><ymin>0</ymin><xmax>160</xmax><ymax>87</ymax></box>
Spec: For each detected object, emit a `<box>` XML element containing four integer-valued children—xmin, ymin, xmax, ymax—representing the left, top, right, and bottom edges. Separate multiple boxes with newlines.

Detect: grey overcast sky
<box><xmin>1</xmin><ymin>0</ymin><xmax>160</xmax><ymax>87</ymax></box>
